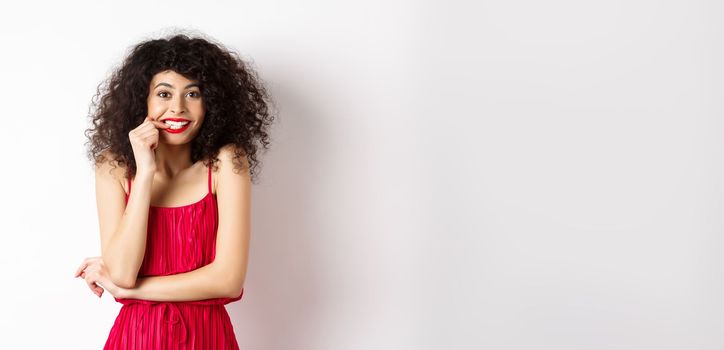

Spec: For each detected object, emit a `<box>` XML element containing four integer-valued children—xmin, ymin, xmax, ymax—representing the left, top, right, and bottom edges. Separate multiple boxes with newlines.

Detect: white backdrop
<box><xmin>1</xmin><ymin>1</ymin><xmax>723</xmax><ymax>349</ymax></box>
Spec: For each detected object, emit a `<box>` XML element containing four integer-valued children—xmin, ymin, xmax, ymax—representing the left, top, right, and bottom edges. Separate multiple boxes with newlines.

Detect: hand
<box><xmin>74</xmin><ymin>256</ymin><xmax>131</xmax><ymax>299</ymax></box>
<box><xmin>129</xmin><ymin>114</ymin><xmax>170</xmax><ymax>173</ymax></box>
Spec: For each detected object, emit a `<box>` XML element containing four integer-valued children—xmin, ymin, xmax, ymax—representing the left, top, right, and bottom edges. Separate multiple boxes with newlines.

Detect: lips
<box><xmin>160</xmin><ymin>118</ymin><xmax>192</xmax><ymax>134</ymax></box>
<box><xmin>163</xmin><ymin>124</ymin><xmax>190</xmax><ymax>133</ymax></box>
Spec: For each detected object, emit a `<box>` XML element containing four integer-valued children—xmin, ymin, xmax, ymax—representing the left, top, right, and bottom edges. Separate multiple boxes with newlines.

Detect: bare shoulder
<box><xmin>214</xmin><ymin>144</ymin><xmax>251</xmax><ymax>193</ymax></box>
<box><xmin>94</xmin><ymin>149</ymin><xmax>127</xmax><ymax>192</ymax></box>
<box><xmin>216</xmin><ymin>144</ymin><xmax>250</xmax><ymax>174</ymax></box>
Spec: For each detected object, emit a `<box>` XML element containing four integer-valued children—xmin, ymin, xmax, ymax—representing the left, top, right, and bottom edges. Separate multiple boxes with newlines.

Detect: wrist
<box><xmin>117</xmin><ymin>286</ymin><xmax>134</xmax><ymax>299</ymax></box>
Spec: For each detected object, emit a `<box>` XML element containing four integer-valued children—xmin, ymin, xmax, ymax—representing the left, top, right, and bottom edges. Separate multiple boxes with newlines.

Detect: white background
<box><xmin>0</xmin><ymin>1</ymin><xmax>723</xmax><ymax>349</ymax></box>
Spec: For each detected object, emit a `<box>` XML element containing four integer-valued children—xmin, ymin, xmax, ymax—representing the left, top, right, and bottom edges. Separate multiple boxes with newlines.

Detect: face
<box><xmin>147</xmin><ymin>70</ymin><xmax>205</xmax><ymax>145</ymax></box>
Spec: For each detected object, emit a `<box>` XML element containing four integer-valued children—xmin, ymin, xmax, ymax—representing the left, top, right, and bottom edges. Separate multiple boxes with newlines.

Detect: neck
<box><xmin>153</xmin><ymin>142</ymin><xmax>193</xmax><ymax>178</ymax></box>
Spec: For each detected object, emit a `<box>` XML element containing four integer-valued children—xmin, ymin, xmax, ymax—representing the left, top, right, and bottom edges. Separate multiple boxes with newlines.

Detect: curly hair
<box><xmin>84</xmin><ymin>32</ymin><xmax>275</xmax><ymax>184</ymax></box>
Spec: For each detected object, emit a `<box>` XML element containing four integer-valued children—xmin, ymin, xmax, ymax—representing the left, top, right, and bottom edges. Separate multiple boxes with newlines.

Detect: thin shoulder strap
<box><xmin>207</xmin><ymin>165</ymin><xmax>212</xmax><ymax>195</ymax></box>
<box><xmin>127</xmin><ymin>176</ymin><xmax>132</xmax><ymax>198</ymax></box>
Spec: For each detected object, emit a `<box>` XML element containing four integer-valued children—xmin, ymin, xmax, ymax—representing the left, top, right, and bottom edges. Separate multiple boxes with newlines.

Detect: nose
<box><xmin>169</xmin><ymin>95</ymin><xmax>187</xmax><ymax>115</ymax></box>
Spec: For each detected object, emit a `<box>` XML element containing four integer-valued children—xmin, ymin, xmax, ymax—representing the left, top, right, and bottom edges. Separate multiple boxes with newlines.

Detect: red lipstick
<box><xmin>161</xmin><ymin>118</ymin><xmax>192</xmax><ymax>134</ymax></box>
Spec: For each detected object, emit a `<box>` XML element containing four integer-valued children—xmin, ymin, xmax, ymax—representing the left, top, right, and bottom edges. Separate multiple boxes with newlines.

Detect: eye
<box><xmin>156</xmin><ymin>90</ymin><xmax>201</xmax><ymax>99</ymax></box>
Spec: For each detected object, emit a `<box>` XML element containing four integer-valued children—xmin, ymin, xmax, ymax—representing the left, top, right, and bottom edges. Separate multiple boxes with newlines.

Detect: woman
<box><xmin>74</xmin><ymin>32</ymin><xmax>274</xmax><ymax>349</ymax></box>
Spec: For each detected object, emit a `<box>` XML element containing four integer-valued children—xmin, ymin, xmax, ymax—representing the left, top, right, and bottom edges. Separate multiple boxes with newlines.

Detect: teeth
<box><xmin>164</xmin><ymin>120</ymin><xmax>190</xmax><ymax>129</ymax></box>
<box><xmin>164</xmin><ymin>120</ymin><xmax>190</xmax><ymax>125</ymax></box>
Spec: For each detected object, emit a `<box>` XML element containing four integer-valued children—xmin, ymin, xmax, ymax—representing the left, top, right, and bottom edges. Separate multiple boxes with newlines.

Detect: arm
<box><xmin>124</xmin><ymin>262</ymin><xmax>238</xmax><ymax>301</ymax></box>
<box><xmin>123</xmin><ymin>146</ymin><xmax>251</xmax><ymax>301</ymax></box>
<box><xmin>95</xmin><ymin>152</ymin><xmax>153</xmax><ymax>289</ymax></box>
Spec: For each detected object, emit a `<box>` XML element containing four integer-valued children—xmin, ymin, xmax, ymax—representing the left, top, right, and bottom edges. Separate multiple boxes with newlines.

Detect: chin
<box><xmin>162</xmin><ymin>139</ymin><xmax>192</xmax><ymax>146</ymax></box>
<box><xmin>160</xmin><ymin>129</ymin><xmax>200</xmax><ymax>145</ymax></box>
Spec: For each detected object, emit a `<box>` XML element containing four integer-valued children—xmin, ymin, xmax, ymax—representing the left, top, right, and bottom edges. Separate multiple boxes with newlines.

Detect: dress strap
<box><xmin>207</xmin><ymin>165</ymin><xmax>212</xmax><ymax>195</ymax></box>
<box><xmin>127</xmin><ymin>176</ymin><xmax>132</xmax><ymax>198</ymax></box>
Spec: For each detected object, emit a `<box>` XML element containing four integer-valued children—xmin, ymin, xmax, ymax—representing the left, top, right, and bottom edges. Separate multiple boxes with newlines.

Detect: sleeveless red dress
<box><xmin>103</xmin><ymin>165</ymin><xmax>244</xmax><ymax>349</ymax></box>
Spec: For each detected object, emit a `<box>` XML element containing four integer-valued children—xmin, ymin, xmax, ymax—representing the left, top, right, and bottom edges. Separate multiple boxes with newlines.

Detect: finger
<box><xmin>86</xmin><ymin>278</ymin><xmax>97</xmax><ymax>292</ymax></box>
<box><xmin>75</xmin><ymin>261</ymin><xmax>89</xmax><ymax>277</ymax></box>
<box><xmin>136</xmin><ymin>121</ymin><xmax>158</xmax><ymax>133</ymax></box>
<box><xmin>145</xmin><ymin>138</ymin><xmax>159</xmax><ymax>150</ymax></box>
<box><xmin>150</xmin><ymin>120</ymin><xmax>170</xmax><ymax>129</ymax></box>
<box><xmin>153</xmin><ymin>109</ymin><xmax>168</xmax><ymax>121</ymax></box>
<box><xmin>143</xmin><ymin>135</ymin><xmax>160</xmax><ymax>148</ymax></box>
<box><xmin>139</xmin><ymin>128</ymin><xmax>160</xmax><ymax>139</ymax></box>
<box><xmin>138</xmin><ymin>116</ymin><xmax>161</xmax><ymax>129</ymax></box>
<box><xmin>90</xmin><ymin>282</ymin><xmax>101</xmax><ymax>295</ymax></box>
<box><xmin>86</xmin><ymin>279</ymin><xmax>103</xmax><ymax>298</ymax></box>
<box><xmin>141</xmin><ymin>129</ymin><xmax>165</xmax><ymax>141</ymax></box>
<box><xmin>82</xmin><ymin>271</ymin><xmax>105</xmax><ymax>298</ymax></box>
<box><xmin>139</xmin><ymin>123</ymin><xmax>162</xmax><ymax>134</ymax></box>
<box><xmin>146</xmin><ymin>113</ymin><xmax>164</xmax><ymax>123</ymax></box>
<box><xmin>135</xmin><ymin>116</ymin><xmax>152</xmax><ymax>128</ymax></box>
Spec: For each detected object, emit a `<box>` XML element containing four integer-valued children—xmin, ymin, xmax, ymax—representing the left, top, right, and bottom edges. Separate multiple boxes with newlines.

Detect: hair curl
<box><xmin>84</xmin><ymin>32</ymin><xmax>275</xmax><ymax>184</ymax></box>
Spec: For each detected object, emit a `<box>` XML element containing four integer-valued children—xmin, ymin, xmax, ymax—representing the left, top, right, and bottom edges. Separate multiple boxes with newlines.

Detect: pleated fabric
<box><xmin>104</xmin><ymin>165</ymin><xmax>243</xmax><ymax>350</ymax></box>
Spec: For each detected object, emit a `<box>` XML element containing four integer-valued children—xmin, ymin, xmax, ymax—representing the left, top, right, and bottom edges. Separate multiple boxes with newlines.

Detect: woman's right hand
<box><xmin>129</xmin><ymin>115</ymin><xmax>170</xmax><ymax>173</ymax></box>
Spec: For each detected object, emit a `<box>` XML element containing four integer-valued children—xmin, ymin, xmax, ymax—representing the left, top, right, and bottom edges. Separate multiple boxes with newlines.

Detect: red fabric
<box><xmin>104</xmin><ymin>165</ymin><xmax>243</xmax><ymax>349</ymax></box>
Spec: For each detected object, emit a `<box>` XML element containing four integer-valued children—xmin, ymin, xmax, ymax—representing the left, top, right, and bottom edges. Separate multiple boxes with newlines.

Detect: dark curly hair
<box><xmin>84</xmin><ymin>32</ymin><xmax>275</xmax><ymax>184</ymax></box>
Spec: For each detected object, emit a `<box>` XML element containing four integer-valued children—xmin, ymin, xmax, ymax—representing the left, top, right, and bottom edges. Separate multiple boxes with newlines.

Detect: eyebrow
<box><xmin>154</xmin><ymin>82</ymin><xmax>200</xmax><ymax>89</ymax></box>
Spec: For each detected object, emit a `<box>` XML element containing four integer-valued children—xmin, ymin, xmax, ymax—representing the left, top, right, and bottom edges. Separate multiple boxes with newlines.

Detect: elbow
<box><xmin>223</xmin><ymin>283</ymin><xmax>244</xmax><ymax>299</ymax></box>
<box><xmin>221</xmin><ymin>277</ymin><xmax>245</xmax><ymax>298</ymax></box>
<box><xmin>101</xmin><ymin>252</ymin><xmax>137</xmax><ymax>289</ymax></box>
<box><xmin>108</xmin><ymin>267</ymin><xmax>137</xmax><ymax>289</ymax></box>
<box><xmin>115</xmin><ymin>277</ymin><xmax>137</xmax><ymax>290</ymax></box>
<box><xmin>102</xmin><ymin>254</ymin><xmax>139</xmax><ymax>289</ymax></box>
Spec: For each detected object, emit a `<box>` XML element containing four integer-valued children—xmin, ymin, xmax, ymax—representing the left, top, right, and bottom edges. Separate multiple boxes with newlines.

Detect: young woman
<box><xmin>74</xmin><ymin>32</ymin><xmax>274</xmax><ymax>349</ymax></box>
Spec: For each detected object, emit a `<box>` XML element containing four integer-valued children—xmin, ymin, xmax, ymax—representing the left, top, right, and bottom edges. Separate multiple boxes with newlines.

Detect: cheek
<box><xmin>151</xmin><ymin>106</ymin><xmax>166</xmax><ymax>114</ymax></box>
<box><xmin>147</xmin><ymin>102</ymin><xmax>167</xmax><ymax>116</ymax></box>
<box><xmin>194</xmin><ymin>104</ymin><xmax>205</xmax><ymax>116</ymax></box>
<box><xmin>194</xmin><ymin>107</ymin><xmax>205</xmax><ymax>124</ymax></box>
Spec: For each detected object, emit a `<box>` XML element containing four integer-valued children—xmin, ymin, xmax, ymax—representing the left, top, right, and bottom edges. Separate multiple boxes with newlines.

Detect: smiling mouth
<box><xmin>164</xmin><ymin>120</ymin><xmax>191</xmax><ymax>129</ymax></box>
<box><xmin>163</xmin><ymin>120</ymin><xmax>191</xmax><ymax>133</ymax></box>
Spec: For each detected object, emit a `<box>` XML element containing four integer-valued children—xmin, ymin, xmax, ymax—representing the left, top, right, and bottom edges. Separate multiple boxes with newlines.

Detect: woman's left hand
<box><xmin>74</xmin><ymin>256</ymin><xmax>131</xmax><ymax>299</ymax></box>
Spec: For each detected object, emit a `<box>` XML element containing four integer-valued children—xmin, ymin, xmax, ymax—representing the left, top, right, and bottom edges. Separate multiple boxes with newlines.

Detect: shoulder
<box><xmin>213</xmin><ymin>144</ymin><xmax>251</xmax><ymax>193</ymax></box>
<box><xmin>216</xmin><ymin>144</ymin><xmax>250</xmax><ymax>173</ymax></box>
<box><xmin>95</xmin><ymin>149</ymin><xmax>127</xmax><ymax>191</ymax></box>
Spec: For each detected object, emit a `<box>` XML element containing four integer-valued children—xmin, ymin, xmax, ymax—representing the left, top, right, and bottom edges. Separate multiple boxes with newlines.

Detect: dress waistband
<box><xmin>114</xmin><ymin>297</ymin><xmax>233</xmax><ymax>306</ymax></box>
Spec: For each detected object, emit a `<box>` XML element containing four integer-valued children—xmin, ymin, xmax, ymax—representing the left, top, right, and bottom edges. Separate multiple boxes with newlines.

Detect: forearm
<box><xmin>102</xmin><ymin>171</ymin><xmax>153</xmax><ymax>288</ymax></box>
<box><xmin>124</xmin><ymin>262</ymin><xmax>235</xmax><ymax>302</ymax></box>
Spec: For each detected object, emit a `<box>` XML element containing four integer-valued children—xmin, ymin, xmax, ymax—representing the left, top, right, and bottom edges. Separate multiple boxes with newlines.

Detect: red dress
<box><xmin>104</xmin><ymin>165</ymin><xmax>244</xmax><ymax>349</ymax></box>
